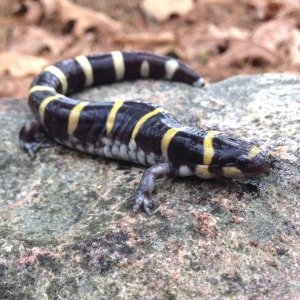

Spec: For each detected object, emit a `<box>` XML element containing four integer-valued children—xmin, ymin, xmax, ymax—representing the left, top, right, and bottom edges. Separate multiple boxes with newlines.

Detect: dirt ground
<box><xmin>0</xmin><ymin>0</ymin><xmax>300</xmax><ymax>98</ymax></box>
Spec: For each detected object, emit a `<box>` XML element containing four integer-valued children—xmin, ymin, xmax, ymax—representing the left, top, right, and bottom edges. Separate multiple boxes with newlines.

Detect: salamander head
<box><xmin>221</xmin><ymin>145</ymin><xmax>270</xmax><ymax>178</ymax></box>
<box><xmin>186</xmin><ymin>131</ymin><xmax>270</xmax><ymax>179</ymax></box>
<box><xmin>209</xmin><ymin>133</ymin><xmax>270</xmax><ymax>178</ymax></box>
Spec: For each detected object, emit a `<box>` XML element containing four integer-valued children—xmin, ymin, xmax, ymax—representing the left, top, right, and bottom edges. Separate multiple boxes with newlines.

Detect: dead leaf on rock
<box><xmin>59</xmin><ymin>0</ymin><xmax>122</xmax><ymax>37</ymax></box>
<box><xmin>0</xmin><ymin>78</ymin><xmax>20</xmax><ymax>99</ymax></box>
<box><xmin>114</xmin><ymin>31</ymin><xmax>176</xmax><ymax>46</ymax></box>
<box><xmin>9</xmin><ymin>26</ymin><xmax>73</xmax><ymax>56</ymax></box>
<box><xmin>142</xmin><ymin>0</ymin><xmax>194</xmax><ymax>22</ymax></box>
<box><xmin>0</xmin><ymin>52</ymin><xmax>48</xmax><ymax>77</ymax></box>
<box><xmin>209</xmin><ymin>40</ymin><xmax>278</xmax><ymax>67</ymax></box>
<box><xmin>0</xmin><ymin>69</ymin><xmax>37</xmax><ymax>99</ymax></box>
<box><xmin>251</xmin><ymin>18</ymin><xmax>297</xmax><ymax>52</ymax></box>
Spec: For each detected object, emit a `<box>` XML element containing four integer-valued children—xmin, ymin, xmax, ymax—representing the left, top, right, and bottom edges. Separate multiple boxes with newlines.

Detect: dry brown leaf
<box><xmin>0</xmin><ymin>77</ymin><xmax>32</xmax><ymax>99</ymax></box>
<box><xmin>209</xmin><ymin>40</ymin><xmax>278</xmax><ymax>67</ymax></box>
<box><xmin>202</xmin><ymin>0</ymin><xmax>235</xmax><ymax>3</ymax></box>
<box><xmin>114</xmin><ymin>31</ymin><xmax>176</xmax><ymax>46</ymax></box>
<box><xmin>13</xmin><ymin>0</ymin><xmax>43</xmax><ymax>23</ymax></box>
<box><xmin>59</xmin><ymin>0</ymin><xmax>122</xmax><ymax>37</ymax></box>
<box><xmin>207</xmin><ymin>24</ymin><xmax>249</xmax><ymax>40</ymax></box>
<box><xmin>197</xmin><ymin>24</ymin><xmax>249</xmax><ymax>57</ymax></box>
<box><xmin>0</xmin><ymin>78</ymin><xmax>20</xmax><ymax>99</ymax></box>
<box><xmin>151</xmin><ymin>46</ymin><xmax>188</xmax><ymax>61</ymax></box>
<box><xmin>141</xmin><ymin>0</ymin><xmax>194</xmax><ymax>22</ymax></box>
<box><xmin>40</xmin><ymin>0</ymin><xmax>60</xmax><ymax>17</ymax></box>
<box><xmin>13</xmin><ymin>0</ymin><xmax>122</xmax><ymax>37</ymax></box>
<box><xmin>278</xmin><ymin>0</ymin><xmax>300</xmax><ymax>15</ymax></box>
<box><xmin>0</xmin><ymin>52</ymin><xmax>48</xmax><ymax>77</ymax></box>
<box><xmin>252</xmin><ymin>18</ymin><xmax>297</xmax><ymax>52</ymax></box>
<box><xmin>13</xmin><ymin>0</ymin><xmax>62</xmax><ymax>20</ymax></box>
<box><xmin>276</xmin><ymin>0</ymin><xmax>300</xmax><ymax>23</ymax></box>
<box><xmin>201</xmin><ymin>22</ymin><xmax>286</xmax><ymax>67</ymax></box>
<box><xmin>246</xmin><ymin>0</ymin><xmax>300</xmax><ymax>20</ymax></box>
<box><xmin>289</xmin><ymin>29</ymin><xmax>300</xmax><ymax>65</ymax></box>
<box><xmin>246</xmin><ymin>0</ymin><xmax>283</xmax><ymax>20</ymax></box>
<box><xmin>9</xmin><ymin>26</ymin><xmax>73</xmax><ymax>56</ymax></box>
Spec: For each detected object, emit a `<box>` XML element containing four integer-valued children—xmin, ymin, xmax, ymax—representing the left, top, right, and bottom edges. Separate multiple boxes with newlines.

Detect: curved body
<box><xmin>20</xmin><ymin>51</ymin><xmax>270</xmax><ymax>213</ymax></box>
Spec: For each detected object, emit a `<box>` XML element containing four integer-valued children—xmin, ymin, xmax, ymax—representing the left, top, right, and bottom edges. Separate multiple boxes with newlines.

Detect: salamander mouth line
<box><xmin>19</xmin><ymin>51</ymin><xmax>271</xmax><ymax>214</ymax></box>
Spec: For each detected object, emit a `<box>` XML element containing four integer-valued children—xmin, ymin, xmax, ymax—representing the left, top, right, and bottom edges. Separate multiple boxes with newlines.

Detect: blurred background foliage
<box><xmin>0</xmin><ymin>0</ymin><xmax>300</xmax><ymax>98</ymax></box>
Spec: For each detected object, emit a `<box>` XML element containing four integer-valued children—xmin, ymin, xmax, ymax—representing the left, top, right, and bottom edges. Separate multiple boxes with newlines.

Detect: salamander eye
<box><xmin>236</xmin><ymin>155</ymin><xmax>250</xmax><ymax>169</ymax></box>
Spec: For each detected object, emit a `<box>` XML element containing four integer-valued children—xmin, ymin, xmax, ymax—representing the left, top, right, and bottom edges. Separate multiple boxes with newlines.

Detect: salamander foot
<box><xmin>19</xmin><ymin>119</ymin><xmax>50</xmax><ymax>158</ymax></box>
<box><xmin>132</xmin><ymin>163</ymin><xmax>173</xmax><ymax>214</ymax></box>
<box><xmin>133</xmin><ymin>193</ymin><xmax>154</xmax><ymax>215</ymax></box>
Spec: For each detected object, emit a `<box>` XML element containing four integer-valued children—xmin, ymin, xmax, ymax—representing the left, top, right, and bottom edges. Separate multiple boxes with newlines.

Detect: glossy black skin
<box><xmin>20</xmin><ymin>51</ymin><xmax>270</xmax><ymax>213</ymax></box>
<box><xmin>25</xmin><ymin>51</ymin><xmax>271</xmax><ymax>175</ymax></box>
<box><xmin>209</xmin><ymin>133</ymin><xmax>270</xmax><ymax>176</ymax></box>
<box><xmin>27</xmin><ymin>51</ymin><xmax>203</xmax><ymax>152</ymax></box>
<box><xmin>31</xmin><ymin>52</ymin><xmax>202</xmax><ymax>95</ymax></box>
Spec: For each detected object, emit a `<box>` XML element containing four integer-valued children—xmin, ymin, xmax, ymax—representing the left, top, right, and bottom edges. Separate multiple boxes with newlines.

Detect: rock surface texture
<box><xmin>0</xmin><ymin>74</ymin><xmax>299</xmax><ymax>299</ymax></box>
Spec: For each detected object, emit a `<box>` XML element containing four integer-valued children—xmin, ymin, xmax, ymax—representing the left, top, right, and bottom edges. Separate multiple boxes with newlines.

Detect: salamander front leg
<box><xmin>19</xmin><ymin>119</ymin><xmax>50</xmax><ymax>158</ymax></box>
<box><xmin>133</xmin><ymin>163</ymin><xmax>174</xmax><ymax>214</ymax></box>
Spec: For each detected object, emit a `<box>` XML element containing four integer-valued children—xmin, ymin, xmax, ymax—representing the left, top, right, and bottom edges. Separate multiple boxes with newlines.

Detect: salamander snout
<box><xmin>235</xmin><ymin>150</ymin><xmax>270</xmax><ymax>176</ymax></box>
<box><xmin>222</xmin><ymin>144</ymin><xmax>270</xmax><ymax>178</ymax></box>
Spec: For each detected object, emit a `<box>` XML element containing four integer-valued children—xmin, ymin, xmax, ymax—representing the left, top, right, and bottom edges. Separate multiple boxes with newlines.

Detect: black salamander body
<box><xmin>20</xmin><ymin>51</ymin><xmax>270</xmax><ymax>213</ymax></box>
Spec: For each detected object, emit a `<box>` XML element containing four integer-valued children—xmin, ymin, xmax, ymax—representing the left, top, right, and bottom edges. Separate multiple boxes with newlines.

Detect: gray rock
<box><xmin>0</xmin><ymin>74</ymin><xmax>299</xmax><ymax>299</ymax></box>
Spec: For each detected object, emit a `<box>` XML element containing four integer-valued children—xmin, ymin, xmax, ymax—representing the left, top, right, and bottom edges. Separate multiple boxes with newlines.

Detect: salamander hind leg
<box><xmin>19</xmin><ymin>119</ymin><xmax>51</xmax><ymax>158</ymax></box>
<box><xmin>133</xmin><ymin>163</ymin><xmax>174</xmax><ymax>214</ymax></box>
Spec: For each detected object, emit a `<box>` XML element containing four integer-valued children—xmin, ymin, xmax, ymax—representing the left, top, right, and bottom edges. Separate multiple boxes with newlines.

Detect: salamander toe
<box><xmin>133</xmin><ymin>193</ymin><xmax>154</xmax><ymax>214</ymax></box>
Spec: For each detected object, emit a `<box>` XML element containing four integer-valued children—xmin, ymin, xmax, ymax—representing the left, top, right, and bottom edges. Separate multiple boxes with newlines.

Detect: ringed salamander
<box><xmin>20</xmin><ymin>51</ymin><xmax>270</xmax><ymax>213</ymax></box>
